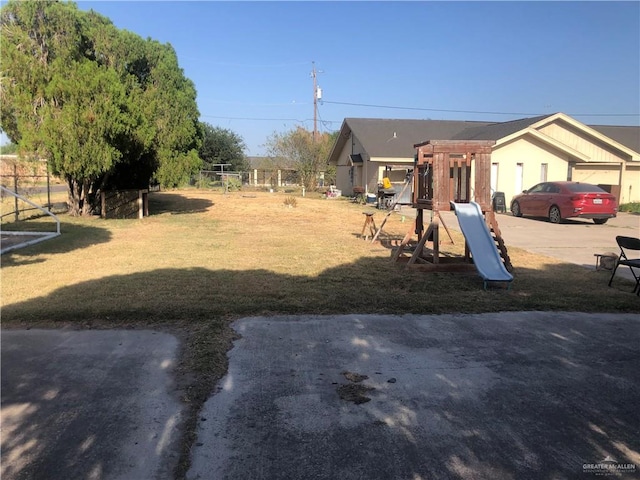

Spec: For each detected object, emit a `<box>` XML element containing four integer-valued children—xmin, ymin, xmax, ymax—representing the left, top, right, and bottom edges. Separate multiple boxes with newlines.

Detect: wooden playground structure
<box><xmin>391</xmin><ymin>140</ymin><xmax>513</xmax><ymax>274</ymax></box>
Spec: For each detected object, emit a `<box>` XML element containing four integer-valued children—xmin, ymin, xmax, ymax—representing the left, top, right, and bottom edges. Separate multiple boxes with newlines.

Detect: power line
<box><xmin>202</xmin><ymin>99</ymin><xmax>310</xmax><ymax>107</ymax></box>
<box><xmin>178</xmin><ymin>58</ymin><xmax>310</xmax><ymax>69</ymax></box>
<box><xmin>201</xmin><ymin>114</ymin><xmax>304</xmax><ymax>122</ymax></box>
<box><xmin>321</xmin><ymin>100</ymin><xmax>639</xmax><ymax>118</ymax></box>
<box><xmin>199</xmin><ymin>101</ymin><xmax>637</xmax><ymax>124</ymax></box>
<box><xmin>316</xmin><ymin>104</ymin><xmax>340</xmax><ymax>131</ymax></box>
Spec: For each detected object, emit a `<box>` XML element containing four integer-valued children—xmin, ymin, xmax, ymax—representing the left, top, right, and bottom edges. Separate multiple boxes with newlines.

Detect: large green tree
<box><xmin>0</xmin><ymin>0</ymin><xmax>202</xmax><ymax>215</ymax></box>
<box><xmin>264</xmin><ymin>127</ymin><xmax>334</xmax><ymax>190</ymax></box>
<box><xmin>199</xmin><ymin>123</ymin><xmax>248</xmax><ymax>172</ymax></box>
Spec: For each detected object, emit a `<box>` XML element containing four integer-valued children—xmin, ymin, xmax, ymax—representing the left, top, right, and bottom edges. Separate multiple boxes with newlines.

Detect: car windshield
<box><xmin>566</xmin><ymin>183</ymin><xmax>606</xmax><ymax>193</ymax></box>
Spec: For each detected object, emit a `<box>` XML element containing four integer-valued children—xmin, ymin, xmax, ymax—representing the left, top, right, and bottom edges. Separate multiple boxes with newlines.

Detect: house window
<box><xmin>540</xmin><ymin>163</ymin><xmax>548</xmax><ymax>182</ymax></box>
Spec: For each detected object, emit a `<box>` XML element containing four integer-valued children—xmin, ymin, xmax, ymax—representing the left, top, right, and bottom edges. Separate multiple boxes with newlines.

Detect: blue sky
<box><xmin>4</xmin><ymin>1</ymin><xmax>640</xmax><ymax>155</ymax></box>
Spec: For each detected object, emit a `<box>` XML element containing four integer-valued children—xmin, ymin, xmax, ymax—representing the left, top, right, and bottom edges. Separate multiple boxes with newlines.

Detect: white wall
<box><xmin>539</xmin><ymin>122</ymin><xmax>630</xmax><ymax>163</ymax></box>
<box><xmin>493</xmin><ymin>136</ymin><xmax>570</xmax><ymax>207</ymax></box>
<box><xmin>621</xmin><ymin>164</ymin><xmax>640</xmax><ymax>203</ymax></box>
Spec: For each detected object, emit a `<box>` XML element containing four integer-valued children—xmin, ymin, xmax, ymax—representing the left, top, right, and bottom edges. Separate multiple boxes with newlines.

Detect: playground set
<box><xmin>386</xmin><ymin>139</ymin><xmax>513</xmax><ymax>288</ymax></box>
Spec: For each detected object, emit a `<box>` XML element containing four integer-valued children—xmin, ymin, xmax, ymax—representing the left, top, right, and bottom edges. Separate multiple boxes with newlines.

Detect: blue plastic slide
<box><xmin>451</xmin><ymin>202</ymin><xmax>513</xmax><ymax>288</ymax></box>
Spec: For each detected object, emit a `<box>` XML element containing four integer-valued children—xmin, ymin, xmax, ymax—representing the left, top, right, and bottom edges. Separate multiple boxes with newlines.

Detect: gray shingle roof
<box><xmin>589</xmin><ymin>124</ymin><xmax>640</xmax><ymax>153</ymax></box>
<box><xmin>344</xmin><ymin>118</ymin><xmax>492</xmax><ymax>158</ymax></box>
<box><xmin>451</xmin><ymin>115</ymin><xmax>552</xmax><ymax>141</ymax></box>
<box><xmin>327</xmin><ymin>115</ymin><xmax>640</xmax><ymax>164</ymax></box>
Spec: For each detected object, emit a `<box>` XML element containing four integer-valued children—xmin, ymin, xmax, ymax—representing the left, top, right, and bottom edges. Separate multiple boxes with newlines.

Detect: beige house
<box><xmin>327</xmin><ymin>113</ymin><xmax>640</xmax><ymax>207</ymax></box>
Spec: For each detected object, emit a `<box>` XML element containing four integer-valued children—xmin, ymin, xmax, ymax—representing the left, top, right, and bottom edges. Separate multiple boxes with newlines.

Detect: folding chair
<box><xmin>608</xmin><ymin>236</ymin><xmax>640</xmax><ymax>295</ymax></box>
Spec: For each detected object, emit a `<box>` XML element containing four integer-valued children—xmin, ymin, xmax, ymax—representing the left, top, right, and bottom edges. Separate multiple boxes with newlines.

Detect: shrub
<box><xmin>619</xmin><ymin>203</ymin><xmax>640</xmax><ymax>214</ymax></box>
<box><xmin>283</xmin><ymin>196</ymin><xmax>297</xmax><ymax>208</ymax></box>
<box><xmin>195</xmin><ymin>177</ymin><xmax>211</xmax><ymax>189</ymax></box>
<box><xmin>225</xmin><ymin>177</ymin><xmax>242</xmax><ymax>192</ymax></box>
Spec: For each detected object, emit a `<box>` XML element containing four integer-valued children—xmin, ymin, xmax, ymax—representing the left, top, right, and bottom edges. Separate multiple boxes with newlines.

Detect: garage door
<box><xmin>573</xmin><ymin>164</ymin><xmax>620</xmax><ymax>185</ymax></box>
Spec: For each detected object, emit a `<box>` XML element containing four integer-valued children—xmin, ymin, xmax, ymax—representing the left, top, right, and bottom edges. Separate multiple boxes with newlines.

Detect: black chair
<box><xmin>608</xmin><ymin>236</ymin><xmax>640</xmax><ymax>295</ymax></box>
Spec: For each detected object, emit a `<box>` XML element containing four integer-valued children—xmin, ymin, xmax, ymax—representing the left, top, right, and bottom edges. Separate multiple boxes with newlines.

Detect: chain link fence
<box><xmin>0</xmin><ymin>155</ymin><xmax>63</xmax><ymax>222</ymax></box>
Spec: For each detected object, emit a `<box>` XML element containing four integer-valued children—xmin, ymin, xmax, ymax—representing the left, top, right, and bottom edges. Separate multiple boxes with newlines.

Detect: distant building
<box><xmin>327</xmin><ymin>113</ymin><xmax>640</xmax><ymax>205</ymax></box>
<box><xmin>246</xmin><ymin>156</ymin><xmax>297</xmax><ymax>187</ymax></box>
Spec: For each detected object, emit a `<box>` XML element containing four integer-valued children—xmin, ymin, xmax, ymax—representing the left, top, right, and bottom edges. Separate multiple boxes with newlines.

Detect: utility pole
<box><xmin>311</xmin><ymin>61</ymin><xmax>322</xmax><ymax>141</ymax></box>
<box><xmin>312</xmin><ymin>61</ymin><xmax>318</xmax><ymax>141</ymax></box>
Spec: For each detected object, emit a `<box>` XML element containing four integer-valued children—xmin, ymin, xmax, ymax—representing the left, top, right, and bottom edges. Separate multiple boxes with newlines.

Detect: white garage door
<box><xmin>573</xmin><ymin>164</ymin><xmax>620</xmax><ymax>185</ymax></box>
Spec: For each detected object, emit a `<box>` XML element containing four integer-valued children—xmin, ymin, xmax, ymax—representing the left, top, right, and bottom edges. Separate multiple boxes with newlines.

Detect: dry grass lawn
<box><xmin>2</xmin><ymin>188</ymin><xmax>638</xmax><ymax>478</ymax></box>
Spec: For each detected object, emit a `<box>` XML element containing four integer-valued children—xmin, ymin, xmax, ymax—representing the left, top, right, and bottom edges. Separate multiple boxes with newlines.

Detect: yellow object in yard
<box><xmin>382</xmin><ymin>177</ymin><xmax>391</xmax><ymax>189</ymax></box>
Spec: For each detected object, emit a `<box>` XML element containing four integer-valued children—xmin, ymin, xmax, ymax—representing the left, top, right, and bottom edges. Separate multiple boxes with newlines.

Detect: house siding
<box><xmin>537</xmin><ymin>121</ymin><xmax>639</xmax><ymax>203</ymax></box>
<box><xmin>333</xmin><ymin>134</ymin><xmax>354</xmax><ymax>194</ymax></box>
<box><xmin>363</xmin><ymin>154</ymin><xmax>378</xmax><ymax>194</ymax></box>
<box><xmin>493</xmin><ymin>136</ymin><xmax>570</xmax><ymax>206</ymax></box>
<box><xmin>334</xmin><ymin>150</ymin><xmax>352</xmax><ymax>194</ymax></box>
<box><xmin>572</xmin><ymin>164</ymin><xmax>621</xmax><ymax>185</ymax></box>
<box><xmin>539</xmin><ymin>122</ymin><xmax>630</xmax><ymax>163</ymax></box>
<box><xmin>620</xmin><ymin>164</ymin><xmax>640</xmax><ymax>204</ymax></box>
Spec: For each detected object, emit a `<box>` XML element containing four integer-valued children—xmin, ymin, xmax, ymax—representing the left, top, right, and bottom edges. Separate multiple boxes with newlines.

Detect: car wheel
<box><xmin>548</xmin><ymin>205</ymin><xmax>562</xmax><ymax>224</ymax></box>
<box><xmin>593</xmin><ymin>218</ymin><xmax>608</xmax><ymax>225</ymax></box>
<box><xmin>511</xmin><ymin>201</ymin><xmax>522</xmax><ymax>217</ymax></box>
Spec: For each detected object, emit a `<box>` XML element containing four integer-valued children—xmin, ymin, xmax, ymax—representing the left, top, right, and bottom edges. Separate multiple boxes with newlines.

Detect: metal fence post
<box><xmin>46</xmin><ymin>162</ymin><xmax>51</xmax><ymax>211</ymax></box>
<box><xmin>13</xmin><ymin>164</ymin><xmax>19</xmax><ymax>222</ymax></box>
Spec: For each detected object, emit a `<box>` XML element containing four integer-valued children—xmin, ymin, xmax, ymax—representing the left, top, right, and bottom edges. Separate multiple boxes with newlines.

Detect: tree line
<box><xmin>1</xmin><ymin>0</ymin><xmax>203</xmax><ymax>214</ymax></box>
<box><xmin>0</xmin><ymin>0</ymin><xmax>336</xmax><ymax>216</ymax></box>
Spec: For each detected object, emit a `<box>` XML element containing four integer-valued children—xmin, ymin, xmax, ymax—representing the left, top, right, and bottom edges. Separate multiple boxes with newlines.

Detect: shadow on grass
<box><xmin>1</xmin><ymin>258</ymin><xmax>639</xmax><ymax>480</ymax></box>
<box><xmin>149</xmin><ymin>192</ymin><xmax>213</xmax><ymax>215</ymax></box>
<box><xmin>1</xmin><ymin>223</ymin><xmax>112</xmax><ymax>265</ymax></box>
<box><xmin>3</xmin><ymin>256</ymin><xmax>639</xmax><ymax>324</ymax></box>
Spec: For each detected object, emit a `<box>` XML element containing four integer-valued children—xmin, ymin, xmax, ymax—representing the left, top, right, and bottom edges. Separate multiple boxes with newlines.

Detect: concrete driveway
<box><xmin>188</xmin><ymin>313</ymin><xmax>640</xmax><ymax>480</ymax></box>
<box><xmin>437</xmin><ymin>210</ymin><xmax>639</xmax><ymax>282</ymax></box>
<box><xmin>1</xmin><ymin>330</ymin><xmax>183</xmax><ymax>480</ymax></box>
<box><xmin>4</xmin><ymin>314</ymin><xmax>638</xmax><ymax>480</ymax></box>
